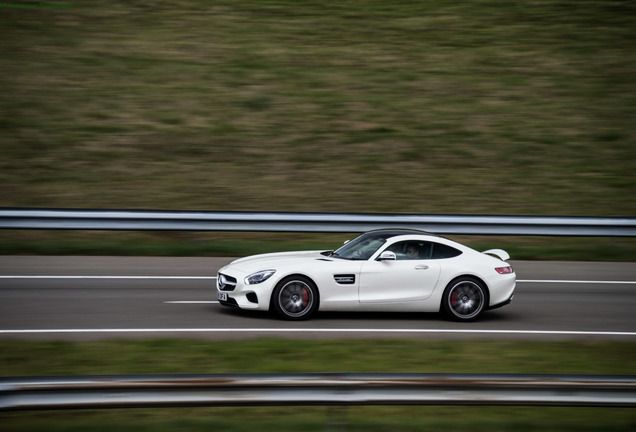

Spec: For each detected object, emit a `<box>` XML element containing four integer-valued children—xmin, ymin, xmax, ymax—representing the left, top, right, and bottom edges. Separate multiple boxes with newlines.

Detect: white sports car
<box><xmin>217</xmin><ymin>229</ymin><xmax>515</xmax><ymax>321</ymax></box>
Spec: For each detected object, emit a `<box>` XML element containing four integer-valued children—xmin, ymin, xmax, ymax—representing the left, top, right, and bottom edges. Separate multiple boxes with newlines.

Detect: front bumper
<box><xmin>216</xmin><ymin>270</ymin><xmax>274</xmax><ymax>311</ymax></box>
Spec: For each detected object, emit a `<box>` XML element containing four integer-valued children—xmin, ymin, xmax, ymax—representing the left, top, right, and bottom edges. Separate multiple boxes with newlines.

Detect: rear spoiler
<box><xmin>482</xmin><ymin>249</ymin><xmax>510</xmax><ymax>261</ymax></box>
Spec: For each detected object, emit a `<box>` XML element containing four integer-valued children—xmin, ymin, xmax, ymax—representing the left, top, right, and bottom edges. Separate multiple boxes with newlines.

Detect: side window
<box><xmin>385</xmin><ymin>241</ymin><xmax>433</xmax><ymax>260</ymax></box>
<box><xmin>430</xmin><ymin>242</ymin><xmax>462</xmax><ymax>259</ymax></box>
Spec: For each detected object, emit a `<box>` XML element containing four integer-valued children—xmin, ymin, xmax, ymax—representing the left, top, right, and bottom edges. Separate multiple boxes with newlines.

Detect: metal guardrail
<box><xmin>1</xmin><ymin>374</ymin><xmax>635</xmax><ymax>410</ymax></box>
<box><xmin>1</xmin><ymin>208</ymin><xmax>635</xmax><ymax>236</ymax></box>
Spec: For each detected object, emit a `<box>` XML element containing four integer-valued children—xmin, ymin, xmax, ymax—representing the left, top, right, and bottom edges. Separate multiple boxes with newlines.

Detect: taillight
<box><xmin>495</xmin><ymin>266</ymin><xmax>513</xmax><ymax>274</ymax></box>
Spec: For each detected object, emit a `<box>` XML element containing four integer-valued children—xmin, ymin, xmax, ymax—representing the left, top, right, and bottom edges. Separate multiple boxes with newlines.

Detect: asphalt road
<box><xmin>1</xmin><ymin>256</ymin><xmax>635</xmax><ymax>341</ymax></box>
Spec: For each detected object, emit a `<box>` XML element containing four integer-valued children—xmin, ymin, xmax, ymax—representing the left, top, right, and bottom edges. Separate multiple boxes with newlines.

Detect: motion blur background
<box><xmin>1</xmin><ymin>0</ymin><xmax>634</xmax><ymax>258</ymax></box>
<box><xmin>2</xmin><ymin>3</ymin><xmax>636</xmax><ymax>431</ymax></box>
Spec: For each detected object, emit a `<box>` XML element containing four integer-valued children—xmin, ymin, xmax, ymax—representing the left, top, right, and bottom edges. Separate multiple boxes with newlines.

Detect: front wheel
<box><xmin>442</xmin><ymin>277</ymin><xmax>487</xmax><ymax>321</ymax></box>
<box><xmin>272</xmin><ymin>276</ymin><xmax>318</xmax><ymax>320</ymax></box>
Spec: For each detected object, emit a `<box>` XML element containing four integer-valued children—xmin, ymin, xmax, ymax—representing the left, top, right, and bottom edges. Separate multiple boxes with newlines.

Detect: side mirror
<box><xmin>378</xmin><ymin>251</ymin><xmax>397</xmax><ymax>261</ymax></box>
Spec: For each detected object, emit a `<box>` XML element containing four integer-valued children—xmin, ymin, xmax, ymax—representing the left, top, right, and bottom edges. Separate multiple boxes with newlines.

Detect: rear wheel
<box><xmin>272</xmin><ymin>276</ymin><xmax>318</xmax><ymax>320</ymax></box>
<box><xmin>442</xmin><ymin>277</ymin><xmax>487</xmax><ymax>321</ymax></box>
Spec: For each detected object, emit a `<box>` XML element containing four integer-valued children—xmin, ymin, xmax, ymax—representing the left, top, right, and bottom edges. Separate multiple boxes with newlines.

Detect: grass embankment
<box><xmin>1</xmin><ymin>339</ymin><xmax>635</xmax><ymax>431</ymax></box>
<box><xmin>1</xmin><ymin>0</ymin><xmax>635</xmax><ymax>259</ymax></box>
<box><xmin>1</xmin><ymin>230</ymin><xmax>635</xmax><ymax>261</ymax></box>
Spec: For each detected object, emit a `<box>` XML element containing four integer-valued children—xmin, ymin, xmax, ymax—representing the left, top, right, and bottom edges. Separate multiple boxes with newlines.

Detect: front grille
<box><xmin>217</xmin><ymin>273</ymin><xmax>237</xmax><ymax>291</ymax></box>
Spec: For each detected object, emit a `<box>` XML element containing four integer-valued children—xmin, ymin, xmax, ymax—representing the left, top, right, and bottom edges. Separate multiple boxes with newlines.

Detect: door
<box><xmin>358</xmin><ymin>240</ymin><xmax>441</xmax><ymax>303</ymax></box>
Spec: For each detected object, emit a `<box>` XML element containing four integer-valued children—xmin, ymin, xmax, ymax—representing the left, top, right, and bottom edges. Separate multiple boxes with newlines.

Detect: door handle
<box><xmin>414</xmin><ymin>265</ymin><xmax>429</xmax><ymax>270</ymax></box>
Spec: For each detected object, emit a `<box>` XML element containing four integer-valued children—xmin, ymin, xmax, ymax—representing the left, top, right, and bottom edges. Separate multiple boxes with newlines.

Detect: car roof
<box><xmin>363</xmin><ymin>228</ymin><xmax>439</xmax><ymax>238</ymax></box>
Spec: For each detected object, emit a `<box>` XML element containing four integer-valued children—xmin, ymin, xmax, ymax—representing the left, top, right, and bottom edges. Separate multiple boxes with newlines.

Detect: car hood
<box><xmin>226</xmin><ymin>250</ymin><xmax>328</xmax><ymax>272</ymax></box>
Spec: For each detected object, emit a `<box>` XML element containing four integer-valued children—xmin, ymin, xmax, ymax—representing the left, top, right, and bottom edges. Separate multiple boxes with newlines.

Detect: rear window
<box><xmin>431</xmin><ymin>243</ymin><xmax>462</xmax><ymax>259</ymax></box>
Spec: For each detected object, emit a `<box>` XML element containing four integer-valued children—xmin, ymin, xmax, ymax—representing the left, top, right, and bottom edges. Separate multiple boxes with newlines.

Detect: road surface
<box><xmin>1</xmin><ymin>256</ymin><xmax>634</xmax><ymax>340</ymax></box>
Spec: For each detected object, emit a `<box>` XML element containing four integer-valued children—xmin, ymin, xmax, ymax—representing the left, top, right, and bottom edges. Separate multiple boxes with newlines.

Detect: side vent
<box><xmin>334</xmin><ymin>274</ymin><xmax>356</xmax><ymax>285</ymax></box>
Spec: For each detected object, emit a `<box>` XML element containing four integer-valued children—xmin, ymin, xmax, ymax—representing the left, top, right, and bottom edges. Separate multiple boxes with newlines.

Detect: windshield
<box><xmin>331</xmin><ymin>232</ymin><xmax>393</xmax><ymax>260</ymax></box>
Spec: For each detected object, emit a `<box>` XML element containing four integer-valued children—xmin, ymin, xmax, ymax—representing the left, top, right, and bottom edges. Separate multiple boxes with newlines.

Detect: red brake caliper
<box><xmin>302</xmin><ymin>288</ymin><xmax>309</xmax><ymax>308</ymax></box>
<box><xmin>451</xmin><ymin>291</ymin><xmax>459</xmax><ymax>307</ymax></box>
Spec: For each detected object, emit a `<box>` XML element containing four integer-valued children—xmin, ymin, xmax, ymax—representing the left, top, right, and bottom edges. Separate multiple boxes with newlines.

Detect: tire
<box><xmin>272</xmin><ymin>276</ymin><xmax>318</xmax><ymax>320</ymax></box>
<box><xmin>442</xmin><ymin>277</ymin><xmax>487</xmax><ymax>321</ymax></box>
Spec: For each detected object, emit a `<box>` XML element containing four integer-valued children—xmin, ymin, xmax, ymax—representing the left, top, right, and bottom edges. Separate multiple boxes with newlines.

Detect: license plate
<box><xmin>217</xmin><ymin>291</ymin><xmax>228</xmax><ymax>301</ymax></box>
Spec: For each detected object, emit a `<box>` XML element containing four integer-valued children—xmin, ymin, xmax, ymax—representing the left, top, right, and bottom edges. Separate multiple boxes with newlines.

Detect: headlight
<box><xmin>245</xmin><ymin>269</ymin><xmax>276</xmax><ymax>285</ymax></box>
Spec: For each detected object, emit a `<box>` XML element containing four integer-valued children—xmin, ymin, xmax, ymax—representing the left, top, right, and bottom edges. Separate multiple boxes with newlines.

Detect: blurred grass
<box><xmin>2</xmin><ymin>339</ymin><xmax>634</xmax><ymax>375</ymax></box>
<box><xmin>1</xmin><ymin>339</ymin><xmax>635</xmax><ymax>431</ymax></box>
<box><xmin>0</xmin><ymin>0</ymin><xmax>634</xmax><ymax>214</ymax></box>
<box><xmin>1</xmin><ymin>0</ymin><xmax>635</xmax><ymax>258</ymax></box>
<box><xmin>0</xmin><ymin>230</ymin><xmax>635</xmax><ymax>261</ymax></box>
<box><xmin>3</xmin><ymin>406</ymin><xmax>634</xmax><ymax>432</ymax></box>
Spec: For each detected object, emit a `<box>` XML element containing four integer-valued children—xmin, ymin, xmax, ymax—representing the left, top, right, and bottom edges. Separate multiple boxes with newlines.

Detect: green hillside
<box><xmin>1</xmin><ymin>1</ymin><xmax>634</xmax><ymax>257</ymax></box>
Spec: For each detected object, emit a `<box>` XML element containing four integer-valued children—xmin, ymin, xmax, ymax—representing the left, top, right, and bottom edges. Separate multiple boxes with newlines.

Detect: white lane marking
<box><xmin>164</xmin><ymin>301</ymin><xmax>219</xmax><ymax>304</ymax></box>
<box><xmin>517</xmin><ymin>280</ymin><xmax>636</xmax><ymax>284</ymax></box>
<box><xmin>0</xmin><ymin>328</ymin><xmax>634</xmax><ymax>337</ymax></box>
<box><xmin>0</xmin><ymin>276</ymin><xmax>216</xmax><ymax>280</ymax></box>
